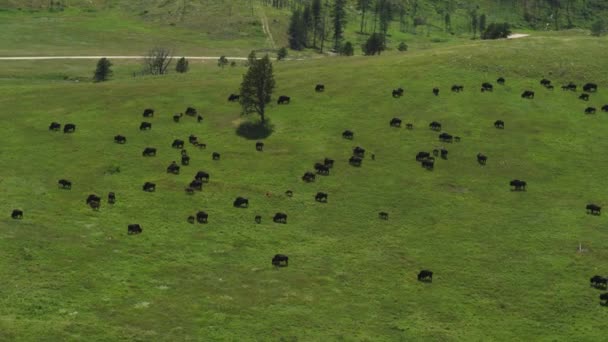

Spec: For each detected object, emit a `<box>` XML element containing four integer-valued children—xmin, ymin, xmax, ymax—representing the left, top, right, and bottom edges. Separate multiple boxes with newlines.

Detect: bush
<box><xmin>591</xmin><ymin>19</ymin><xmax>607</xmax><ymax>36</ymax></box>
<box><xmin>175</xmin><ymin>57</ymin><xmax>189</xmax><ymax>73</ymax></box>
<box><xmin>277</xmin><ymin>47</ymin><xmax>288</xmax><ymax>61</ymax></box>
<box><xmin>481</xmin><ymin>23</ymin><xmax>512</xmax><ymax>40</ymax></box>
<box><xmin>398</xmin><ymin>42</ymin><xmax>408</xmax><ymax>52</ymax></box>
<box><xmin>341</xmin><ymin>42</ymin><xmax>354</xmax><ymax>56</ymax></box>
<box><xmin>362</xmin><ymin>33</ymin><xmax>385</xmax><ymax>56</ymax></box>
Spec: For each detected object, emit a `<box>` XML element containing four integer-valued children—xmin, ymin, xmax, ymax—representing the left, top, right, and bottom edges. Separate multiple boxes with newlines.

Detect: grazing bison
<box><xmin>583</xmin><ymin>83</ymin><xmax>598</xmax><ymax>92</ymax></box>
<box><xmin>353</xmin><ymin>146</ymin><xmax>365</xmax><ymax>157</ymax></box>
<box><xmin>195</xmin><ymin>171</ymin><xmax>210</xmax><ymax>182</ymax></box>
<box><xmin>451</xmin><ymin>85</ymin><xmax>464</xmax><ymax>92</ymax></box>
<box><xmin>256</xmin><ymin>142</ymin><xmax>264</xmax><ymax>151</ymax></box>
<box><xmin>273</xmin><ymin>212</ymin><xmax>287</xmax><ymax>223</ymax></box>
<box><xmin>233</xmin><ymin>197</ymin><xmax>249</xmax><ymax>208</ymax></box>
<box><xmin>228</xmin><ymin>94</ymin><xmax>240</xmax><ymax>102</ymax></box>
<box><xmin>406</xmin><ymin>123</ymin><xmax>413</xmax><ymax>130</ymax></box>
<box><xmin>277</xmin><ymin>96</ymin><xmax>290</xmax><ymax>104</ymax></box>
<box><xmin>58</xmin><ymin>179</ymin><xmax>72</xmax><ymax>189</ymax></box>
<box><xmin>416</xmin><ymin>152</ymin><xmax>431</xmax><ymax>161</ymax></box>
<box><xmin>197</xmin><ymin>115</ymin><xmax>203</xmax><ymax>123</ymax></box>
<box><xmin>429</xmin><ymin>121</ymin><xmax>442</xmax><ymax>131</ymax></box>
<box><xmin>255</xmin><ymin>215</ymin><xmax>262</xmax><ymax>224</ymax></box>
<box><xmin>167</xmin><ymin>161</ymin><xmax>180</xmax><ymax>174</ymax></box>
<box><xmin>440</xmin><ymin>149</ymin><xmax>448</xmax><ymax>159</ymax></box>
<box><xmin>494</xmin><ymin>120</ymin><xmax>505</xmax><ymax>129</ymax></box>
<box><xmin>142</xmin><ymin>147</ymin><xmax>157</xmax><ymax>157</ymax></box>
<box><xmin>173</xmin><ymin>113</ymin><xmax>183</xmax><ymax>123</ymax></box>
<box><xmin>418</xmin><ymin>270</ymin><xmax>433</xmax><ymax>282</ymax></box>
<box><xmin>187</xmin><ymin>216</ymin><xmax>195</xmax><ymax>224</ymax></box>
<box><xmin>196</xmin><ymin>211</ymin><xmax>208</xmax><ymax>223</ymax></box>
<box><xmin>439</xmin><ymin>132</ymin><xmax>453</xmax><ymax>142</ymax></box>
<box><xmin>586</xmin><ymin>204</ymin><xmax>601</xmax><ymax>215</ymax></box>
<box><xmin>422</xmin><ymin>159</ymin><xmax>434</xmax><ymax>170</ymax></box>
<box><xmin>510</xmin><ymin>179</ymin><xmax>527</xmax><ymax>191</ymax></box>
<box><xmin>579</xmin><ymin>93</ymin><xmax>590</xmax><ymax>101</ymax></box>
<box><xmin>546</xmin><ymin>84</ymin><xmax>554</xmax><ymax>90</ymax></box>
<box><xmin>390</xmin><ymin>118</ymin><xmax>402</xmax><ymax>127</ymax></box>
<box><xmin>314</xmin><ymin>163</ymin><xmax>330</xmax><ymax>175</ymax></box>
<box><xmin>143</xmin><ymin>182</ymin><xmax>156</xmax><ymax>192</ymax></box>
<box><xmin>128</xmin><ymin>224</ymin><xmax>143</xmax><ymax>235</ymax></box>
<box><xmin>181</xmin><ymin>155</ymin><xmax>190</xmax><ymax>166</ymax></box>
<box><xmin>432</xmin><ymin>149</ymin><xmax>439</xmax><ymax>157</ymax></box>
<box><xmin>86</xmin><ymin>194</ymin><xmax>101</xmax><ymax>205</ymax></box>
<box><xmin>11</xmin><ymin>209</ymin><xmax>23</xmax><ymax>219</ymax></box>
<box><xmin>521</xmin><ymin>90</ymin><xmax>535</xmax><ymax>99</ymax></box>
<box><xmin>49</xmin><ymin>122</ymin><xmax>61</xmax><ymax>131</ymax></box>
<box><xmin>143</xmin><ymin>108</ymin><xmax>154</xmax><ymax>117</ymax></box>
<box><xmin>139</xmin><ymin>122</ymin><xmax>152</xmax><ymax>130</ymax></box>
<box><xmin>600</xmin><ymin>293</ymin><xmax>608</xmax><ymax>305</ymax></box>
<box><xmin>63</xmin><ymin>123</ymin><xmax>76</xmax><ymax>133</ymax></box>
<box><xmin>114</xmin><ymin>135</ymin><xmax>126</xmax><ymax>144</ymax></box>
<box><xmin>432</xmin><ymin>87</ymin><xmax>439</xmax><ymax>96</ymax></box>
<box><xmin>195</xmin><ymin>142</ymin><xmax>207</xmax><ymax>149</ymax></box>
<box><xmin>590</xmin><ymin>275</ymin><xmax>608</xmax><ymax>289</ymax></box>
<box><xmin>481</xmin><ymin>82</ymin><xmax>493</xmax><ymax>92</ymax></box>
<box><xmin>496</xmin><ymin>77</ymin><xmax>505</xmax><ymax>85</ymax></box>
<box><xmin>342</xmin><ymin>130</ymin><xmax>354</xmax><ymax>139</ymax></box>
<box><xmin>212</xmin><ymin>152</ymin><xmax>220</xmax><ymax>160</ymax></box>
<box><xmin>392</xmin><ymin>88</ymin><xmax>404</xmax><ymax>97</ymax></box>
<box><xmin>602</xmin><ymin>105</ymin><xmax>608</xmax><ymax>112</ymax></box>
<box><xmin>477</xmin><ymin>153</ymin><xmax>487</xmax><ymax>165</ymax></box>
<box><xmin>585</xmin><ymin>107</ymin><xmax>596</xmax><ymax>114</ymax></box>
<box><xmin>540</xmin><ymin>79</ymin><xmax>551</xmax><ymax>87</ymax></box>
<box><xmin>315</xmin><ymin>192</ymin><xmax>328</xmax><ymax>202</ymax></box>
<box><xmin>302</xmin><ymin>171</ymin><xmax>316</xmax><ymax>182</ymax></box>
<box><xmin>108</xmin><ymin>192</ymin><xmax>116</xmax><ymax>204</ymax></box>
<box><xmin>185</xmin><ymin>107</ymin><xmax>197</xmax><ymax>116</ymax></box>
<box><xmin>172</xmin><ymin>139</ymin><xmax>184</xmax><ymax>149</ymax></box>
<box><xmin>379</xmin><ymin>212</ymin><xmax>389</xmax><ymax>220</ymax></box>
<box><xmin>285</xmin><ymin>190</ymin><xmax>293</xmax><ymax>197</ymax></box>
<box><xmin>324</xmin><ymin>158</ymin><xmax>334</xmax><ymax>168</ymax></box>
<box><xmin>349</xmin><ymin>156</ymin><xmax>362</xmax><ymax>167</ymax></box>
<box><xmin>315</xmin><ymin>84</ymin><xmax>325</xmax><ymax>92</ymax></box>
<box><xmin>563</xmin><ymin>82</ymin><xmax>577</xmax><ymax>91</ymax></box>
<box><xmin>189</xmin><ymin>180</ymin><xmax>203</xmax><ymax>191</ymax></box>
<box><xmin>185</xmin><ymin>187</ymin><xmax>195</xmax><ymax>195</ymax></box>
<box><xmin>272</xmin><ymin>254</ymin><xmax>289</xmax><ymax>267</ymax></box>
<box><xmin>189</xmin><ymin>135</ymin><xmax>198</xmax><ymax>144</ymax></box>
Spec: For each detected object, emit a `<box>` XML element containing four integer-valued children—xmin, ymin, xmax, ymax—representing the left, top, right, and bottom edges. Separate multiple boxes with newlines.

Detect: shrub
<box><xmin>481</xmin><ymin>23</ymin><xmax>512</xmax><ymax>40</ymax></box>
<box><xmin>398</xmin><ymin>42</ymin><xmax>408</xmax><ymax>51</ymax></box>
<box><xmin>591</xmin><ymin>19</ymin><xmax>607</xmax><ymax>36</ymax></box>
<box><xmin>362</xmin><ymin>33</ymin><xmax>385</xmax><ymax>56</ymax></box>
<box><xmin>341</xmin><ymin>41</ymin><xmax>354</xmax><ymax>56</ymax></box>
<box><xmin>277</xmin><ymin>47</ymin><xmax>288</xmax><ymax>61</ymax></box>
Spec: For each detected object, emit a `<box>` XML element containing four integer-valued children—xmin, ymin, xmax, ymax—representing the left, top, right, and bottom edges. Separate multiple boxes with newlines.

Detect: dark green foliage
<box><xmin>277</xmin><ymin>47</ymin><xmax>288</xmax><ymax>60</ymax></box>
<box><xmin>591</xmin><ymin>18</ymin><xmax>607</xmax><ymax>36</ymax></box>
<box><xmin>332</xmin><ymin>0</ymin><xmax>347</xmax><ymax>51</ymax></box>
<box><xmin>398</xmin><ymin>42</ymin><xmax>408</xmax><ymax>51</ymax></box>
<box><xmin>357</xmin><ymin>0</ymin><xmax>372</xmax><ymax>33</ymax></box>
<box><xmin>479</xmin><ymin>14</ymin><xmax>487</xmax><ymax>33</ymax></box>
<box><xmin>218</xmin><ymin>56</ymin><xmax>229</xmax><ymax>68</ymax></box>
<box><xmin>239</xmin><ymin>55</ymin><xmax>275</xmax><ymax>123</ymax></box>
<box><xmin>175</xmin><ymin>57</ymin><xmax>189</xmax><ymax>73</ymax></box>
<box><xmin>362</xmin><ymin>33</ymin><xmax>385</xmax><ymax>55</ymax></box>
<box><xmin>246</xmin><ymin>50</ymin><xmax>257</xmax><ymax>67</ymax></box>
<box><xmin>93</xmin><ymin>57</ymin><xmax>112</xmax><ymax>82</ymax></box>
<box><xmin>311</xmin><ymin>0</ymin><xmax>322</xmax><ymax>47</ymax></box>
<box><xmin>230</xmin><ymin>61</ymin><xmax>237</xmax><ymax>67</ymax></box>
<box><xmin>288</xmin><ymin>9</ymin><xmax>307</xmax><ymax>50</ymax></box>
<box><xmin>341</xmin><ymin>41</ymin><xmax>354</xmax><ymax>56</ymax></box>
<box><xmin>481</xmin><ymin>22</ymin><xmax>512</xmax><ymax>39</ymax></box>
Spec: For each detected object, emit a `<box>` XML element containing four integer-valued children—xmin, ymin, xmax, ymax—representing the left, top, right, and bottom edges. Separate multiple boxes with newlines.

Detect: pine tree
<box><xmin>362</xmin><ymin>33</ymin><xmax>385</xmax><ymax>55</ymax></box>
<box><xmin>341</xmin><ymin>41</ymin><xmax>354</xmax><ymax>56</ymax></box>
<box><xmin>311</xmin><ymin>0</ymin><xmax>322</xmax><ymax>47</ymax></box>
<box><xmin>357</xmin><ymin>0</ymin><xmax>372</xmax><ymax>33</ymax></box>
<box><xmin>175</xmin><ymin>57</ymin><xmax>189</xmax><ymax>73</ymax></box>
<box><xmin>332</xmin><ymin>0</ymin><xmax>348</xmax><ymax>51</ymax></box>
<box><xmin>288</xmin><ymin>9</ymin><xmax>306</xmax><ymax>50</ymax></box>
<box><xmin>277</xmin><ymin>47</ymin><xmax>288</xmax><ymax>61</ymax></box>
<box><xmin>93</xmin><ymin>57</ymin><xmax>112</xmax><ymax>82</ymax></box>
<box><xmin>479</xmin><ymin>14</ymin><xmax>487</xmax><ymax>33</ymax></box>
<box><xmin>239</xmin><ymin>55</ymin><xmax>275</xmax><ymax>123</ymax></box>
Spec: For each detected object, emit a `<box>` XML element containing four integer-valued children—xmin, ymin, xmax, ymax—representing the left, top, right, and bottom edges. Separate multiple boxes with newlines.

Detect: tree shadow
<box><xmin>236</xmin><ymin>119</ymin><xmax>274</xmax><ymax>140</ymax></box>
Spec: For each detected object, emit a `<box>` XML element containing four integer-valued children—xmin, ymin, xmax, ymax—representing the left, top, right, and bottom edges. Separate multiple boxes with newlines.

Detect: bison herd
<box><xmin>9</xmin><ymin>75</ymin><xmax>606</xmax><ymax>287</ymax></box>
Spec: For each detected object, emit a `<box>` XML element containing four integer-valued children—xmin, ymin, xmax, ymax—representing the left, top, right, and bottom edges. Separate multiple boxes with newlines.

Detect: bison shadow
<box><xmin>236</xmin><ymin>120</ymin><xmax>274</xmax><ymax>140</ymax></box>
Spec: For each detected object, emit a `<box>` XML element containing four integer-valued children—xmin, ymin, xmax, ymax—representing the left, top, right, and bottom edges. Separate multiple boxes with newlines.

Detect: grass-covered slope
<box><xmin>0</xmin><ymin>33</ymin><xmax>607</xmax><ymax>340</ymax></box>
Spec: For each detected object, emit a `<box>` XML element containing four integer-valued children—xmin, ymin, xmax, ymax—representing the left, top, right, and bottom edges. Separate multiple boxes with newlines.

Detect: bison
<box><xmin>390</xmin><ymin>118</ymin><xmax>402</xmax><ymax>127</ymax></box>
<box><xmin>342</xmin><ymin>130</ymin><xmax>354</xmax><ymax>139</ymax></box>
<box><xmin>392</xmin><ymin>88</ymin><xmax>404</xmax><ymax>97</ymax></box>
<box><xmin>143</xmin><ymin>108</ymin><xmax>154</xmax><ymax>117</ymax></box>
<box><xmin>439</xmin><ymin>132</ymin><xmax>453</xmax><ymax>142</ymax></box>
<box><xmin>277</xmin><ymin>96</ymin><xmax>290</xmax><ymax>104</ymax></box>
<box><xmin>139</xmin><ymin>122</ymin><xmax>152</xmax><ymax>130</ymax></box>
<box><xmin>418</xmin><ymin>270</ymin><xmax>433</xmax><ymax>282</ymax></box>
<box><xmin>172</xmin><ymin>139</ymin><xmax>185</xmax><ymax>149</ymax></box>
<box><xmin>196</xmin><ymin>211</ymin><xmax>208</xmax><ymax>223</ymax></box>
<box><xmin>510</xmin><ymin>179</ymin><xmax>527</xmax><ymax>191</ymax></box>
<box><xmin>228</xmin><ymin>94</ymin><xmax>240</xmax><ymax>102</ymax></box>
<box><xmin>585</xmin><ymin>107</ymin><xmax>596</xmax><ymax>114</ymax></box>
<box><xmin>195</xmin><ymin>171</ymin><xmax>210</xmax><ymax>182</ymax></box>
<box><xmin>477</xmin><ymin>153</ymin><xmax>487</xmax><ymax>165</ymax></box>
<box><xmin>11</xmin><ymin>209</ymin><xmax>23</xmax><ymax>219</ymax></box>
<box><xmin>63</xmin><ymin>123</ymin><xmax>76</xmax><ymax>133</ymax></box>
<box><xmin>49</xmin><ymin>122</ymin><xmax>61</xmax><ymax>131</ymax></box>
<box><xmin>315</xmin><ymin>192</ymin><xmax>328</xmax><ymax>202</ymax></box>
<box><xmin>494</xmin><ymin>120</ymin><xmax>505</xmax><ymax>129</ymax></box>
<box><xmin>114</xmin><ymin>135</ymin><xmax>126</xmax><ymax>144</ymax></box>
<box><xmin>521</xmin><ymin>90</ymin><xmax>535</xmax><ymax>99</ymax></box>
<box><xmin>586</xmin><ymin>204</ymin><xmax>601</xmax><ymax>215</ymax></box>
<box><xmin>429</xmin><ymin>121</ymin><xmax>442</xmax><ymax>131</ymax></box>
<box><xmin>256</xmin><ymin>142</ymin><xmax>264</xmax><ymax>151</ymax></box>
<box><xmin>58</xmin><ymin>179</ymin><xmax>72</xmax><ymax>189</ymax></box>
<box><xmin>142</xmin><ymin>147</ymin><xmax>157</xmax><ymax>157</ymax></box>
<box><xmin>273</xmin><ymin>212</ymin><xmax>287</xmax><ymax>223</ymax></box>
<box><xmin>272</xmin><ymin>254</ymin><xmax>289</xmax><ymax>267</ymax></box>
<box><xmin>432</xmin><ymin>87</ymin><xmax>439</xmax><ymax>96</ymax></box>
<box><xmin>349</xmin><ymin>156</ymin><xmax>362</xmax><ymax>167</ymax></box>
<box><xmin>128</xmin><ymin>224</ymin><xmax>142</xmax><ymax>234</ymax></box>
<box><xmin>315</xmin><ymin>84</ymin><xmax>325</xmax><ymax>92</ymax></box>
<box><xmin>302</xmin><ymin>172</ymin><xmax>316</xmax><ymax>182</ymax></box>
<box><xmin>233</xmin><ymin>197</ymin><xmax>249</xmax><ymax>208</ymax></box>
<box><xmin>496</xmin><ymin>77</ymin><xmax>505</xmax><ymax>85</ymax></box>
<box><xmin>583</xmin><ymin>83</ymin><xmax>597</xmax><ymax>92</ymax></box>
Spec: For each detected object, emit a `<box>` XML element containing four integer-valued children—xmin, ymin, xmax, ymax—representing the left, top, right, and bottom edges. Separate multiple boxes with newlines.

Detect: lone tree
<box><xmin>175</xmin><ymin>57</ymin><xmax>189</xmax><ymax>73</ymax></box>
<box><xmin>239</xmin><ymin>54</ymin><xmax>275</xmax><ymax>123</ymax></box>
<box><xmin>93</xmin><ymin>57</ymin><xmax>112</xmax><ymax>82</ymax></box>
<box><xmin>144</xmin><ymin>47</ymin><xmax>173</xmax><ymax>75</ymax></box>
<box><xmin>218</xmin><ymin>56</ymin><xmax>229</xmax><ymax>68</ymax></box>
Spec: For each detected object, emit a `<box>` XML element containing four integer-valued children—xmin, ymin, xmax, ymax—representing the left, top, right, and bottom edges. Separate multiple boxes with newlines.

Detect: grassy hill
<box><xmin>1</xmin><ymin>32</ymin><xmax>607</xmax><ymax>340</ymax></box>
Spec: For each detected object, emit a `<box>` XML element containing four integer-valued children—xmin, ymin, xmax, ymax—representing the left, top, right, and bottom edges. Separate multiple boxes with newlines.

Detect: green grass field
<box><xmin>1</xmin><ymin>32</ymin><xmax>608</xmax><ymax>340</ymax></box>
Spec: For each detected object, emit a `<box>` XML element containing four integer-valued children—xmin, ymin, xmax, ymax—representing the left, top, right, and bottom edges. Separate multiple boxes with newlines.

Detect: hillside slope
<box><xmin>0</xmin><ymin>32</ymin><xmax>607</xmax><ymax>340</ymax></box>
